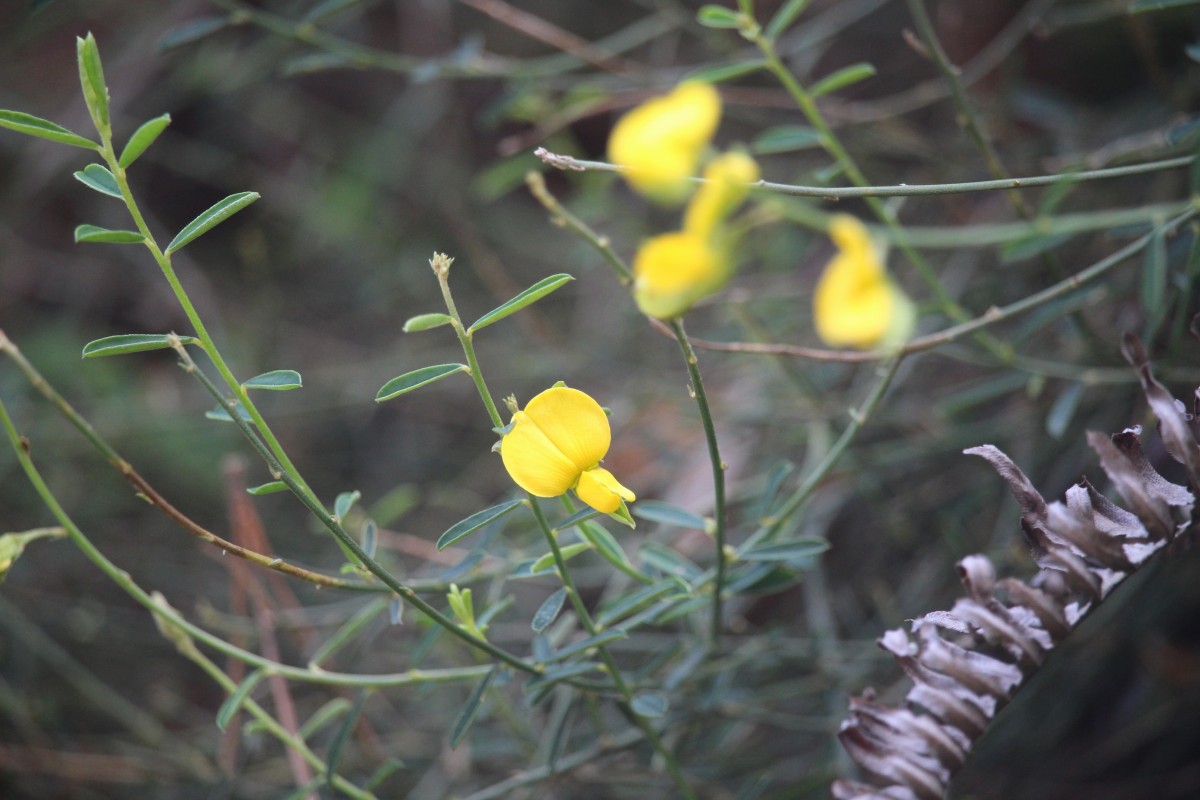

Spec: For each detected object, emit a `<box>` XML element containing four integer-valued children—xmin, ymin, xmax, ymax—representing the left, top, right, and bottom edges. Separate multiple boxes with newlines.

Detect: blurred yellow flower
<box><xmin>500</xmin><ymin>386</ymin><xmax>635</xmax><ymax>514</ymax></box>
<box><xmin>813</xmin><ymin>215</ymin><xmax>915</xmax><ymax>349</ymax></box>
<box><xmin>633</xmin><ymin>152</ymin><xmax>759</xmax><ymax>319</ymax></box>
<box><xmin>608</xmin><ymin>82</ymin><xmax>721</xmax><ymax>204</ymax></box>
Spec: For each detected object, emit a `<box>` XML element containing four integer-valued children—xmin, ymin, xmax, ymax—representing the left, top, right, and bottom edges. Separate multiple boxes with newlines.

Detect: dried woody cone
<box><xmin>833</xmin><ymin>334</ymin><xmax>1200</xmax><ymax>800</ymax></box>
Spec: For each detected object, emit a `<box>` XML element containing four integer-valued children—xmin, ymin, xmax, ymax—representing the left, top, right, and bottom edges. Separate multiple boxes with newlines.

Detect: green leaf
<box><xmin>1046</xmin><ymin>382</ymin><xmax>1083</xmax><ymax>440</ymax></box>
<box><xmin>526</xmin><ymin>661</ymin><xmax>604</xmax><ymax>691</ymax></box>
<box><xmin>683</xmin><ymin>58</ymin><xmax>766</xmax><ymax>84</ymax></box>
<box><xmin>468</xmin><ymin>274</ymin><xmax>574</xmax><ymax>333</ymax></box>
<box><xmin>553</xmin><ymin>506</ymin><xmax>603</xmax><ymax>532</ymax></box>
<box><xmin>639</xmin><ymin>542</ymin><xmax>702</xmax><ymax>578</ymax></box>
<box><xmin>166</xmin><ymin>191</ymin><xmax>260</xmax><ymax>254</ymax></box>
<box><xmin>766</xmin><ymin>0</ymin><xmax>815</xmax><ymax>39</ymax></box>
<box><xmin>0</xmin><ymin>110</ymin><xmax>98</xmax><ymax>149</ymax></box>
<box><xmin>531</xmin><ymin>542</ymin><xmax>592</xmax><ymax>574</ymax></box>
<box><xmin>205</xmin><ymin>402</ymin><xmax>254</xmax><ymax>424</ymax></box>
<box><xmin>247</xmin><ymin>481</ymin><xmax>288</xmax><ymax>495</ymax></box>
<box><xmin>436</xmin><ymin>499</ymin><xmax>524</xmax><ymax>550</ymax></box>
<box><xmin>216</xmin><ymin>669</ymin><xmax>264</xmax><ymax>731</ymax></box>
<box><xmin>0</xmin><ymin>527</ymin><xmax>67</xmax><ymax>583</ymax></box>
<box><xmin>74</xmin><ymin>225</ymin><xmax>145</xmax><ymax>244</ymax></box>
<box><xmin>325</xmin><ymin>689</ymin><xmax>367</xmax><ymax>789</ymax></box>
<box><xmin>362</xmin><ymin>518</ymin><xmax>378</xmax><ymax>558</ymax></box>
<box><xmin>697</xmin><ymin>5</ymin><xmax>742</xmax><ymax>28</ymax></box>
<box><xmin>450</xmin><ymin>666</ymin><xmax>498</xmax><ymax>749</ymax></box>
<box><xmin>739</xmin><ymin>537</ymin><xmax>830</xmax><ymax>562</ymax></box>
<box><xmin>1142</xmin><ymin>226</ymin><xmax>1169</xmax><ymax>339</ymax></box>
<box><xmin>531</xmin><ymin>588</ymin><xmax>568</xmax><ymax>633</ymax></box>
<box><xmin>751</xmin><ymin>125</ymin><xmax>823</xmax><ymax>155</ymax></box>
<box><xmin>76</xmin><ymin>33</ymin><xmax>110</xmax><ymax>131</ymax></box>
<box><xmin>632</xmin><ymin>500</ymin><xmax>707</xmax><ymax>530</ymax></box>
<box><xmin>81</xmin><ymin>333</ymin><xmax>197</xmax><ymax>357</ymax></box>
<box><xmin>243</xmin><ymin>369</ymin><xmax>302</xmax><ymax>391</ymax></box>
<box><xmin>334</xmin><ymin>490</ymin><xmax>362</xmax><ymax>520</ymax></box>
<box><xmin>596</xmin><ymin>578</ymin><xmax>690</xmax><ymax>627</ymax></box>
<box><xmin>304</xmin><ymin>0</ymin><xmax>370</xmax><ymax>22</ymax></box>
<box><xmin>630</xmin><ymin>691</ymin><xmax>669</xmax><ymax>718</ymax></box>
<box><xmin>118</xmin><ymin>113</ymin><xmax>171</xmax><ymax>168</ymax></box>
<box><xmin>159</xmin><ymin>17</ymin><xmax>231</xmax><ymax>52</ymax></box>
<box><xmin>575</xmin><ymin>521</ymin><xmax>648</xmax><ymax>583</ymax></box>
<box><xmin>810</xmin><ymin>62</ymin><xmax>876</xmax><ymax>98</ymax></box>
<box><xmin>376</xmin><ymin>363</ymin><xmax>469</xmax><ymax>402</ymax></box>
<box><xmin>73</xmin><ymin>164</ymin><xmax>122</xmax><ymax>198</ymax></box>
<box><xmin>545</xmin><ymin>629</ymin><xmax>627</xmax><ymax>662</ymax></box>
<box><xmin>1129</xmin><ymin>0</ymin><xmax>1200</xmax><ymax>10</ymax></box>
<box><xmin>402</xmin><ymin>313</ymin><xmax>452</xmax><ymax>332</ymax></box>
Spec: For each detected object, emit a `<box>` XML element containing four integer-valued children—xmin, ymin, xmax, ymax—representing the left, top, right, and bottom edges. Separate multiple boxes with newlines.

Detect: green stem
<box><xmin>526</xmin><ymin>498</ymin><xmax>696</xmax><ymax>800</ymax></box>
<box><xmin>667</xmin><ymin>319</ymin><xmax>727</xmax><ymax>648</ymax></box>
<box><xmin>433</xmin><ymin>254</ymin><xmax>504</xmax><ymax>428</ymax></box>
<box><xmin>171</xmin><ymin>342</ymin><xmax>543</xmax><ymax>676</ymax></box>
<box><xmin>526</xmin><ymin>171</ymin><xmax>634</xmax><ymax>285</ymax></box>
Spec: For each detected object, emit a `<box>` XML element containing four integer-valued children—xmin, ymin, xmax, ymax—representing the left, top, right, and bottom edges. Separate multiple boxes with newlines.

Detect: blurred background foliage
<box><xmin>2</xmin><ymin>0</ymin><xmax>1200</xmax><ymax>798</ymax></box>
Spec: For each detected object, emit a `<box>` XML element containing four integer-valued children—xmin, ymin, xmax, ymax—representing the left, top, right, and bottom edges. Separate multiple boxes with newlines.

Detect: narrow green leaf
<box><xmin>739</xmin><ymin>537</ymin><xmax>830</xmax><ymax>562</ymax></box>
<box><xmin>81</xmin><ymin>333</ymin><xmax>197</xmax><ymax>357</ymax></box>
<box><xmin>810</xmin><ymin>62</ymin><xmax>876</xmax><ymax>98</ymax></box>
<box><xmin>653</xmin><ymin>595</ymin><xmax>710</xmax><ymax>624</ymax></box>
<box><xmin>376</xmin><ymin>363</ymin><xmax>469</xmax><ymax>402</ymax></box>
<box><xmin>1046</xmin><ymin>382</ymin><xmax>1083</xmax><ymax>440</ymax></box>
<box><xmin>766</xmin><ymin>0</ymin><xmax>815</xmax><ymax>39</ymax></box>
<box><xmin>531</xmin><ymin>588</ymin><xmax>568</xmax><ymax>633</ymax></box>
<box><xmin>468</xmin><ymin>274</ymin><xmax>574</xmax><ymax>333</ymax></box>
<box><xmin>1142</xmin><ymin>226</ymin><xmax>1168</xmax><ymax>318</ymax></box>
<box><xmin>362</xmin><ymin>518</ymin><xmax>378</xmax><ymax>559</ymax></box>
<box><xmin>436</xmin><ymin>499</ymin><xmax>524</xmax><ymax>550</ymax></box>
<box><xmin>298</xmin><ymin>698</ymin><xmax>353</xmax><ymax>740</ymax></box>
<box><xmin>281</xmin><ymin>52</ymin><xmax>355</xmax><ymax>76</ymax></box>
<box><xmin>334</xmin><ymin>490</ymin><xmax>362</xmax><ymax>520</ymax></box>
<box><xmin>247</xmin><ymin>481</ymin><xmax>288</xmax><ymax>495</ymax></box>
<box><xmin>630</xmin><ymin>691</ymin><xmax>669</xmax><ymax>718</ymax></box>
<box><xmin>402</xmin><ymin>313</ymin><xmax>452</xmax><ymax>332</ymax></box>
<box><xmin>74</xmin><ymin>225</ymin><xmax>144</xmax><ymax>244</ymax></box>
<box><xmin>683</xmin><ymin>59</ymin><xmax>765</xmax><ymax>84</ymax></box>
<box><xmin>553</xmin><ymin>506</ymin><xmax>602</xmax><ymax>532</ymax></box>
<box><xmin>325</xmin><ymin>689</ymin><xmax>368</xmax><ymax>788</ymax></box>
<box><xmin>0</xmin><ymin>110</ymin><xmax>98</xmax><ymax>149</ymax></box>
<box><xmin>640</xmin><ymin>542</ymin><xmax>702</xmax><ymax>578</ymax></box>
<box><xmin>531</xmin><ymin>542</ymin><xmax>592</xmax><ymax>574</ymax></box>
<box><xmin>216</xmin><ymin>669</ymin><xmax>264</xmax><ymax>731</ymax></box>
<box><xmin>118</xmin><ymin>113</ymin><xmax>171</xmax><ymax>168</ymax></box>
<box><xmin>545</xmin><ymin>629</ymin><xmax>627</xmax><ymax>663</ymax></box>
<box><xmin>76</xmin><ymin>33</ymin><xmax>110</xmax><ymax>130</ymax></box>
<box><xmin>205</xmin><ymin>403</ymin><xmax>254</xmax><ymax>424</ymax></box>
<box><xmin>632</xmin><ymin>500</ymin><xmax>707</xmax><ymax>530</ymax></box>
<box><xmin>159</xmin><ymin>17</ymin><xmax>231</xmax><ymax>52</ymax></box>
<box><xmin>73</xmin><ymin>164</ymin><xmax>122</xmax><ymax>198</ymax></box>
<box><xmin>450</xmin><ymin>666</ymin><xmax>498</xmax><ymax>749</ymax></box>
<box><xmin>1129</xmin><ymin>0</ymin><xmax>1200</xmax><ymax>11</ymax></box>
<box><xmin>756</xmin><ymin>460</ymin><xmax>795</xmax><ymax>520</ymax></box>
<box><xmin>0</xmin><ymin>527</ymin><xmax>67</xmax><ymax>583</ymax></box>
<box><xmin>697</xmin><ymin>5</ymin><xmax>742</xmax><ymax>27</ymax></box>
<box><xmin>576</xmin><ymin>521</ymin><xmax>648</xmax><ymax>583</ymax></box>
<box><xmin>526</xmin><ymin>661</ymin><xmax>604</xmax><ymax>691</ymax></box>
<box><xmin>363</xmin><ymin>759</ymin><xmax>405</xmax><ymax>792</ymax></box>
<box><xmin>304</xmin><ymin>0</ymin><xmax>370</xmax><ymax>22</ymax></box>
<box><xmin>596</xmin><ymin>578</ymin><xmax>690</xmax><ymax>627</ymax></box>
<box><xmin>307</xmin><ymin>599</ymin><xmax>390</xmax><ymax>670</ymax></box>
<box><xmin>751</xmin><ymin>125</ymin><xmax>823</xmax><ymax>155</ymax></box>
<box><xmin>243</xmin><ymin>369</ymin><xmax>303</xmax><ymax>391</ymax></box>
<box><xmin>166</xmin><ymin>191</ymin><xmax>260</xmax><ymax>254</ymax></box>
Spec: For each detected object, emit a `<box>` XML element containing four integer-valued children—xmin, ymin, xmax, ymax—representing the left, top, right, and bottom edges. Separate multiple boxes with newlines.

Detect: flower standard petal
<box><xmin>576</xmin><ymin>467</ymin><xmax>636</xmax><ymax>514</ymax></box>
<box><xmin>608</xmin><ymin>82</ymin><xmax>722</xmax><ymax>204</ymax></box>
<box><xmin>500</xmin><ymin>410</ymin><xmax>581</xmax><ymax>497</ymax></box>
<box><xmin>521</xmin><ymin>387</ymin><xmax>611</xmax><ymax>473</ymax></box>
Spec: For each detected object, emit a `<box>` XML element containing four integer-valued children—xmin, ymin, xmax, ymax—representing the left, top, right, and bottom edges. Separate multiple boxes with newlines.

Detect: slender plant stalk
<box><xmin>525</xmin><ymin>172</ymin><xmax>634</xmax><ymax>284</ymax></box>
<box><xmin>432</xmin><ymin>253</ymin><xmax>505</xmax><ymax>428</ymax></box>
<box><xmin>667</xmin><ymin>319</ymin><xmax>728</xmax><ymax>647</ymax></box>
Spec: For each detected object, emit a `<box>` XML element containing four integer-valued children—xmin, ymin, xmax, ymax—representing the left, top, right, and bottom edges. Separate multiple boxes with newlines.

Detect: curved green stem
<box><xmin>432</xmin><ymin>254</ymin><xmax>505</xmax><ymax>428</ymax></box>
<box><xmin>667</xmin><ymin>319</ymin><xmax>727</xmax><ymax>647</ymax></box>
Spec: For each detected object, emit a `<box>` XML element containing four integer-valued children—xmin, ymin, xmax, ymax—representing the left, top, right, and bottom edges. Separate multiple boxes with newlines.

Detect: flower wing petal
<box><xmin>576</xmin><ymin>467</ymin><xmax>635</xmax><ymax>514</ymax></box>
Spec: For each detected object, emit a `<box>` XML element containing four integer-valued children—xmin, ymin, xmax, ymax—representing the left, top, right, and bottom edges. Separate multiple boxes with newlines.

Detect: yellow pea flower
<box><xmin>608</xmin><ymin>82</ymin><xmax>721</xmax><ymax>204</ymax></box>
<box><xmin>683</xmin><ymin>151</ymin><xmax>760</xmax><ymax>240</ymax></box>
<box><xmin>500</xmin><ymin>386</ymin><xmax>635</xmax><ymax>514</ymax></box>
<box><xmin>813</xmin><ymin>215</ymin><xmax>916</xmax><ymax>349</ymax></box>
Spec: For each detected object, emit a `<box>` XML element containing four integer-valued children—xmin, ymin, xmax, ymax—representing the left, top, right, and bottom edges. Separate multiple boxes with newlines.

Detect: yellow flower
<box><xmin>632</xmin><ymin>152</ymin><xmax>759</xmax><ymax>319</ymax></box>
<box><xmin>683</xmin><ymin>151</ymin><xmax>760</xmax><ymax>240</ymax></box>
<box><xmin>500</xmin><ymin>386</ymin><xmax>635</xmax><ymax>514</ymax></box>
<box><xmin>608</xmin><ymin>82</ymin><xmax>721</xmax><ymax>204</ymax></box>
<box><xmin>813</xmin><ymin>215</ymin><xmax>916</xmax><ymax>349</ymax></box>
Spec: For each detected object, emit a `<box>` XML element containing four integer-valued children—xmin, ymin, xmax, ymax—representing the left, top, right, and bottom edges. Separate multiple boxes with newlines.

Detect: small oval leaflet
<box><xmin>76</xmin><ymin>33</ymin><xmax>109</xmax><ymax>130</ymax></box>
<box><xmin>810</xmin><ymin>62</ymin><xmax>877</xmax><ymax>98</ymax></box>
<box><xmin>74</xmin><ymin>225</ymin><xmax>145</xmax><ymax>244</ymax></box>
<box><xmin>530</xmin><ymin>541</ymin><xmax>592</xmax><ymax>574</ymax></box>
<box><xmin>376</xmin><ymin>363</ymin><xmax>468</xmax><ymax>402</ymax></box>
<box><xmin>205</xmin><ymin>402</ymin><xmax>254</xmax><ymax>424</ymax></box>
<box><xmin>631</xmin><ymin>691</ymin><xmax>669</xmax><ymax>719</ymax></box>
<box><xmin>166</xmin><ymin>191</ymin><xmax>260</xmax><ymax>255</ymax></box>
<box><xmin>436</xmin><ymin>499</ymin><xmax>523</xmax><ymax>550</ymax></box>
<box><xmin>751</xmin><ymin>125</ymin><xmax>823</xmax><ymax>155</ymax></box>
<box><xmin>0</xmin><ymin>109</ymin><xmax>99</xmax><ymax>150</ymax></box>
<box><xmin>684</xmin><ymin>58</ymin><xmax>765</xmax><ymax>84</ymax></box>
<box><xmin>696</xmin><ymin>5</ymin><xmax>742</xmax><ymax>28</ymax></box>
<box><xmin>246</xmin><ymin>481</ymin><xmax>288</xmax><ymax>496</ymax></box>
<box><xmin>243</xmin><ymin>369</ymin><xmax>303</xmax><ymax>391</ymax></box>
<box><xmin>118</xmin><ymin>113</ymin><xmax>171</xmax><ymax>168</ymax></box>
<box><xmin>402</xmin><ymin>313</ymin><xmax>452</xmax><ymax>332</ymax></box>
<box><xmin>73</xmin><ymin>164</ymin><xmax>122</xmax><ymax>198</ymax></box>
<box><xmin>334</xmin><ymin>490</ymin><xmax>362</xmax><ymax>521</ymax></box>
<box><xmin>468</xmin><ymin>273</ymin><xmax>574</xmax><ymax>333</ymax></box>
<box><xmin>531</xmin><ymin>588</ymin><xmax>568</xmax><ymax>633</ymax></box>
<box><xmin>82</xmin><ymin>333</ymin><xmax>198</xmax><ymax>358</ymax></box>
<box><xmin>739</xmin><ymin>537</ymin><xmax>830</xmax><ymax>562</ymax></box>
